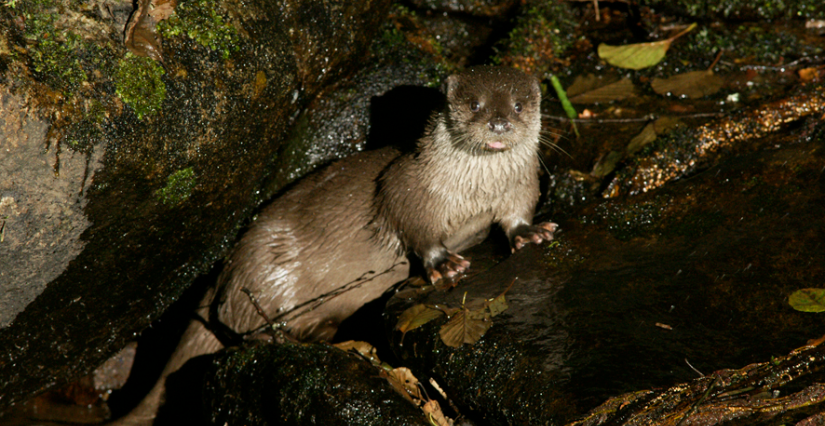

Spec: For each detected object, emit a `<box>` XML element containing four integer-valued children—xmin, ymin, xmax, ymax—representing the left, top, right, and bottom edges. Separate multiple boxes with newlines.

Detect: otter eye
<box><xmin>470</xmin><ymin>101</ymin><xmax>480</xmax><ymax>112</ymax></box>
<box><xmin>514</xmin><ymin>102</ymin><xmax>523</xmax><ymax>113</ymax></box>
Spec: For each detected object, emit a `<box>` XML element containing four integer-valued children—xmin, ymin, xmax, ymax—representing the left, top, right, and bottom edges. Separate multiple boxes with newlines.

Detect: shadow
<box><xmin>365</xmin><ymin>85</ymin><xmax>445</xmax><ymax>153</ymax></box>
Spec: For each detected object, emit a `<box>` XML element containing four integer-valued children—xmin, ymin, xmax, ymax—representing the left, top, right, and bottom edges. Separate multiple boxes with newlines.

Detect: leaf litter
<box><xmin>395</xmin><ymin>279</ymin><xmax>515</xmax><ymax>348</ymax></box>
<box><xmin>598</xmin><ymin>23</ymin><xmax>697</xmax><ymax>70</ymax></box>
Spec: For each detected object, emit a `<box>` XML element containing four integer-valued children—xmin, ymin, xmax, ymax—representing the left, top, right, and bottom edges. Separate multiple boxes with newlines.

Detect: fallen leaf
<box><xmin>423</xmin><ymin>400</ymin><xmax>451</xmax><ymax>426</ymax></box>
<box><xmin>598</xmin><ymin>23</ymin><xmax>697</xmax><ymax>70</ymax></box>
<box><xmin>591</xmin><ymin>150</ymin><xmax>623</xmax><ymax>178</ymax></box>
<box><xmin>334</xmin><ymin>340</ymin><xmax>380</xmax><ymax>364</ymax></box>
<box><xmin>799</xmin><ymin>67</ymin><xmax>823</xmax><ymax>82</ymax></box>
<box><xmin>487</xmin><ymin>294</ymin><xmax>509</xmax><ymax>317</ymax></box>
<box><xmin>385</xmin><ymin>367</ymin><xmax>422</xmax><ymax>403</ymax></box>
<box><xmin>625</xmin><ymin>123</ymin><xmax>657</xmax><ymax>156</ymax></box>
<box><xmin>626</xmin><ymin>116</ymin><xmax>682</xmax><ymax>156</ymax></box>
<box><xmin>149</xmin><ymin>0</ymin><xmax>176</xmax><ymax>20</ymax></box>
<box><xmin>651</xmin><ymin>70</ymin><xmax>725</xmax><ymax>98</ymax></box>
<box><xmin>124</xmin><ymin>0</ymin><xmax>178</xmax><ymax>61</ymax></box>
<box><xmin>396</xmin><ymin>304</ymin><xmax>444</xmax><ymax>336</ymax></box>
<box><xmin>568</xmin><ymin>76</ymin><xmax>637</xmax><ymax>104</ymax></box>
<box><xmin>439</xmin><ymin>308</ymin><xmax>493</xmax><ymax>348</ymax></box>
<box><xmin>789</xmin><ymin>288</ymin><xmax>825</xmax><ymax>313</ymax></box>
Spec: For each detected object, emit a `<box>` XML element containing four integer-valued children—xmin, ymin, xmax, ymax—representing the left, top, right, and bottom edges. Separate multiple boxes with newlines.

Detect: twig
<box><xmin>542</xmin><ymin>112</ymin><xmax>723</xmax><ymax>123</ymax></box>
<box><xmin>241</xmin><ymin>288</ymin><xmax>275</xmax><ymax>328</ymax></box>
<box><xmin>685</xmin><ymin>358</ymin><xmax>705</xmax><ymax>377</ymax></box>
<box><xmin>246</xmin><ymin>261</ymin><xmax>408</xmax><ymax>336</ymax></box>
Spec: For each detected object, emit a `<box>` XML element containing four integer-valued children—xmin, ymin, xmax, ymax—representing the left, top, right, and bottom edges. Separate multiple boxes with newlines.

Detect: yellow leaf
<box><xmin>598</xmin><ymin>23</ymin><xmax>697</xmax><ymax>70</ymax></box>
<box><xmin>396</xmin><ymin>304</ymin><xmax>444</xmax><ymax>334</ymax></box>
<box><xmin>789</xmin><ymin>288</ymin><xmax>825</xmax><ymax>313</ymax></box>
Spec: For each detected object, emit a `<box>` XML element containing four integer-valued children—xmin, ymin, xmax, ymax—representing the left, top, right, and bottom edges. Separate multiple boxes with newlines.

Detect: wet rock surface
<box><xmin>386</xmin><ymin>113</ymin><xmax>825</xmax><ymax>424</ymax></box>
<box><xmin>3</xmin><ymin>0</ymin><xmax>825</xmax><ymax>424</ymax></box>
<box><xmin>0</xmin><ymin>0</ymin><xmax>391</xmax><ymax>411</ymax></box>
<box><xmin>199</xmin><ymin>342</ymin><xmax>430</xmax><ymax>426</ymax></box>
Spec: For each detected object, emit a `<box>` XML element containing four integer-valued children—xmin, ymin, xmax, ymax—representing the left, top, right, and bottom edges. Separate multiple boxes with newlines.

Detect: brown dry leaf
<box><xmin>333</xmin><ymin>340</ymin><xmax>380</xmax><ymax>364</ymax></box>
<box><xmin>124</xmin><ymin>0</ymin><xmax>178</xmax><ymax>61</ymax></box>
<box><xmin>565</xmin><ymin>74</ymin><xmax>602</xmax><ymax>97</ymax></box>
<box><xmin>799</xmin><ymin>67</ymin><xmax>824</xmax><ymax>82</ymax></box>
<box><xmin>626</xmin><ymin>116</ymin><xmax>682</xmax><ymax>155</ymax></box>
<box><xmin>487</xmin><ymin>294</ymin><xmax>509</xmax><ymax>317</ymax></box>
<box><xmin>396</xmin><ymin>304</ymin><xmax>445</xmax><ymax>344</ymax></box>
<box><xmin>149</xmin><ymin>0</ymin><xmax>177</xmax><ymax>20</ymax></box>
<box><xmin>651</xmin><ymin>70</ymin><xmax>725</xmax><ymax>98</ymax></box>
<box><xmin>385</xmin><ymin>367</ymin><xmax>422</xmax><ymax>404</ymax></box>
<box><xmin>439</xmin><ymin>307</ymin><xmax>493</xmax><ymax>348</ymax></box>
<box><xmin>423</xmin><ymin>400</ymin><xmax>452</xmax><ymax>426</ymax></box>
<box><xmin>625</xmin><ymin>123</ymin><xmax>657</xmax><ymax>156</ymax></box>
<box><xmin>591</xmin><ymin>150</ymin><xmax>623</xmax><ymax>179</ymax></box>
<box><xmin>568</xmin><ymin>76</ymin><xmax>637</xmax><ymax>104</ymax></box>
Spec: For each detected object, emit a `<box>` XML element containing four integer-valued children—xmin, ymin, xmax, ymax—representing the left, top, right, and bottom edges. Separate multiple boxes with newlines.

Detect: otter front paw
<box><xmin>512</xmin><ymin>222</ymin><xmax>558</xmax><ymax>251</ymax></box>
<box><xmin>427</xmin><ymin>252</ymin><xmax>471</xmax><ymax>283</ymax></box>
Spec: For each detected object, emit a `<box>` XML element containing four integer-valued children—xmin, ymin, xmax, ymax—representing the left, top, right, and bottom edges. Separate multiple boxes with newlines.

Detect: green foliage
<box><xmin>789</xmin><ymin>289</ymin><xmax>825</xmax><ymax>313</ymax></box>
<box><xmin>19</xmin><ymin>2</ymin><xmax>88</xmax><ymax>93</ymax></box>
<box><xmin>598</xmin><ymin>24</ymin><xmax>696</xmax><ymax>70</ymax></box>
<box><xmin>30</xmin><ymin>32</ymin><xmax>88</xmax><ymax>91</ymax></box>
<box><xmin>158</xmin><ymin>0</ymin><xmax>239</xmax><ymax>59</ymax></box>
<box><xmin>115</xmin><ymin>53</ymin><xmax>167</xmax><ymax>120</ymax></box>
<box><xmin>156</xmin><ymin>167</ymin><xmax>197</xmax><ymax>206</ymax></box>
<box><xmin>494</xmin><ymin>1</ymin><xmax>578</xmax><ymax>71</ymax></box>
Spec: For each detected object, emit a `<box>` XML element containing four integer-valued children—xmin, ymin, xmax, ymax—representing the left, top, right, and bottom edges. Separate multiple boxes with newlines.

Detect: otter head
<box><xmin>444</xmin><ymin>66</ymin><xmax>541</xmax><ymax>155</ymax></box>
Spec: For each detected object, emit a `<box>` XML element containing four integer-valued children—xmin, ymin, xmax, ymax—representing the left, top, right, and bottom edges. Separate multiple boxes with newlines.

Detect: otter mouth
<box><xmin>484</xmin><ymin>141</ymin><xmax>510</xmax><ymax>152</ymax></box>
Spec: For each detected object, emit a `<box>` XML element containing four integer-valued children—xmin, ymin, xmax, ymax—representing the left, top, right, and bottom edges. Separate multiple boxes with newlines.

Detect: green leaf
<box><xmin>396</xmin><ymin>304</ymin><xmax>444</xmax><ymax>334</ymax></box>
<box><xmin>789</xmin><ymin>288</ymin><xmax>825</xmax><ymax>313</ymax></box>
<box><xmin>549</xmin><ymin>74</ymin><xmax>579</xmax><ymax>138</ymax></box>
<box><xmin>598</xmin><ymin>23</ymin><xmax>697</xmax><ymax>70</ymax></box>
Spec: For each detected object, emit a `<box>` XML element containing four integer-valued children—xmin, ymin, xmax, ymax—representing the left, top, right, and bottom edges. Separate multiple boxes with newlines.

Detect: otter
<box><xmin>112</xmin><ymin>65</ymin><xmax>556</xmax><ymax>425</ymax></box>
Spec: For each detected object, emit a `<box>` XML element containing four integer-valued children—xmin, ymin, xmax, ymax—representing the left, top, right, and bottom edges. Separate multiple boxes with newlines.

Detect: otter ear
<box><xmin>443</xmin><ymin>74</ymin><xmax>460</xmax><ymax>99</ymax></box>
<box><xmin>530</xmin><ymin>76</ymin><xmax>541</xmax><ymax>98</ymax></box>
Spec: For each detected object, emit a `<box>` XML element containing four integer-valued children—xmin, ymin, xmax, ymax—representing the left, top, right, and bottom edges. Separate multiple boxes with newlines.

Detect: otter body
<box><xmin>114</xmin><ymin>66</ymin><xmax>555</xmax><ymax>424</ymax></box>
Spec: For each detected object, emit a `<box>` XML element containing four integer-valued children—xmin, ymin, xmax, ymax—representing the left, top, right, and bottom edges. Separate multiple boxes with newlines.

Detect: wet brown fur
<box><xmin>112</xmin><ymin>66</ymin><xmax>550</xmax><ymax>425</ymax></box>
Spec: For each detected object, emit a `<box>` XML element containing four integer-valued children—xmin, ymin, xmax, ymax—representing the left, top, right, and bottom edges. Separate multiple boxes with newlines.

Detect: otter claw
<box><xmin>428</xmin><ymin>252</ymin><xmax>470</xmax><ymax>283</ymax></box>
<box><xmin>512</xmin><ymin>222</ymin><xmax>558</xmax><ymax>251</ymax></box>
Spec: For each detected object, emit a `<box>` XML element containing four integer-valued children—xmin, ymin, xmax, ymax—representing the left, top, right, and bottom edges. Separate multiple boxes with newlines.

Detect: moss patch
<box><xmin>17</xmin><ymin>1</ymin><xmax>89</xmax><ymax>93</ymax></box>
<box><xmin>494</xmin><ymin>1</ymin><xmax>578</xmax><ymax>74</ymax></box>
<box><xmin>158</xmin><ymin>0</ymin><xmax>239</xmax><ymax>59</ymax></box>
<box><xmin>155</xmin><ymin>167</ymin><xmax>197</xmax><ymax>206</ymax></box>
<box><xmin>115</xmin><ymin>53</ymin><xmax>167</xmax><ymax>120</ymax></box>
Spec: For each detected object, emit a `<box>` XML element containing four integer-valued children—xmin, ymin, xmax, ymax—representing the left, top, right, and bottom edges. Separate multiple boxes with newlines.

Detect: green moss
<box><xmin>30</xmin><ymin>33</ymin><xmax>88</xmax><ymax>91</ymax></box>
<box><xmin>16</xmin><ymin>1</ymin><xmax>89</xmax><ymax>93</ymax></box>
<box><xmin>379</xmin><ymin>27</ymin><xmax>406</xmax><ymax>51</ymax></box>
<box><xmin>493</xmin><ymin>1</ymin><xmax>578</xmax><ymax>72</ymax></box>
<box><xmin>158</xmin><ymin>0</ymin><xmax>239</xmax><ymax>59</ymax></box>
<box><xmin>115</xmin><ymin>53</ymin><xmax>167</xmax><ymax>120</ymax></box>
<box><xmin>155</xmin><ymin>167</ymin><xmax>197</xmax><ymax>206</ymax></box>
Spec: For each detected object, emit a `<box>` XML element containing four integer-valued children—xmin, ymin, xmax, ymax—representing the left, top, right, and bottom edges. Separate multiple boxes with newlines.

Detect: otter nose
<box><xmin>488</xmin><ymin>117</ymin><xmax>512</xmax><ymax>134</ymax></box>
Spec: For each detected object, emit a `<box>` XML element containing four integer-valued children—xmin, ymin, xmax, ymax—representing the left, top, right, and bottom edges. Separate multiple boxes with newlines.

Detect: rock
<box><xmin>0</xmin><ymin>0</ymin><xmax>391</xmax><ymax>411</ymax></box>
<box><xmin>200</xmin><ymin>342</ymin><xmax>430</xmax><ymax>426</ymax></box>
<box><xmin>386</xmin><ymin>118</ymin><xmax>825</xmax><ymax>424</ymax></box>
